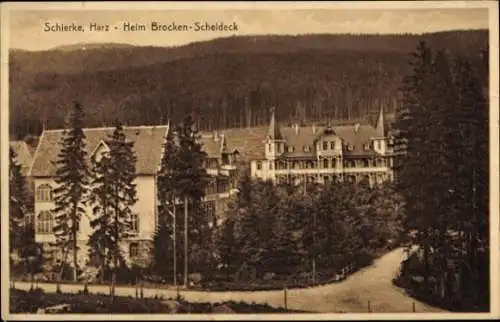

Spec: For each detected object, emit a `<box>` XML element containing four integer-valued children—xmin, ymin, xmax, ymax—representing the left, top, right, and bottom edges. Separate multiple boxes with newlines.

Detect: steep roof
<box><xmin>9</xmin><ymin>141</ymin><xmax>34</xmax><ymax>176</ymax></box>
<box><xmin>278</xmin><ymin>122</ymin><xmax>384</xmax><ymax>158</ymax></box>
<box><xmin>266</xmin><ymin>107</ymin><xmax>283</xmax><ymax>140</ymax></box>
<box><xmin>29</xmin><ymin>125</ymin><xmax>169</xmax><ymax>177</ymax></box>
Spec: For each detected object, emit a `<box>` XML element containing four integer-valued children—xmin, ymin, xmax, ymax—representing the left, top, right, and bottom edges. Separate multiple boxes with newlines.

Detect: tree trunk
<box><xmin>173</xmin><ymin>202</ymin><xmax>177</xmax><ymax>286</ymax></box>
<box><xmin>72</xmin><ymin>204</ymin><xmax>79</xmax><ymax>282</ymax></box>
<box><xmin>184</xmin><ymin>196</ymin><xmax>188</xmax><ymax>287</ymax></box>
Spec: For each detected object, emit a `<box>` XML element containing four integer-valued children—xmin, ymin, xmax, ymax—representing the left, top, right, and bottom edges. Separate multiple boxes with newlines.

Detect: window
<box><xmin>323</xmin><ymin>141</ymin><xmax>328</xmax><ymax>150</ymax></box>
<box><xmin>129</xmin><ymin>243</ymin><xmax>139</xmax><ymax>258</ymax></box>
<box><xmin>36</xmin><ymin>211</ymin><xmax>53</xmax><ymax>234</ymax></box>
<box><xmin>256</xmin><ymin>161</ymin><xmax>262</xmax><ymax>170</ymax></box>
<box><xmin>269</xmin><ymin>161</ymin><xmax>273</xmax><ymax>170</ymax></box>
<box><xmin>363</xmin><ymin>159</ymin><xmax>369</xmax><ymax>168</ymax></box>
<box><xmin>36</xmin><ymin>184</ymin><xmax>53</xmax><ymax>202</ymax></box>
<box><xmin>202</xmin><ymin>200</ymin><xmax>216</xmax><ymax>219</ymax></box>
<box><xmin>323</xmin><ymin>159</ymin><xmax>329</xmax><ymax>168</ymax></box>
<box><xmin>268</xmin><ymin>144</ymin><xmax>272</xmax><ymax>153</ymax></box>
<box><xmin>330</xmin><ymin>141</ymin><xmax>335</xmax><ymax>150</ymax></box>
<box><xmin>25</xmin><ymin>213</ymin><xmax>34</xmax><ymax>227</ymax></box>
<box><xmin>130</xmin><ymin>213</ymin><xmax>139</xmax><ymax>233</ymax></box>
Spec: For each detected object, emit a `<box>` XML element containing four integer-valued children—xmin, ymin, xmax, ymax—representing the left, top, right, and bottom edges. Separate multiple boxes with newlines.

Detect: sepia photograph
<box><xmin>1</xmin><ymin>1</ymin><xmax>499</xmax><ymax>320</ymax></box>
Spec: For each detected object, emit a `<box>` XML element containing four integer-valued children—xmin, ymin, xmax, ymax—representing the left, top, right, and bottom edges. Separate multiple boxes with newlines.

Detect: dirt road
<box><xmin>12</xmin><ymin>247</ymin><xmax>446</xmax><ymax>313</ymax></box>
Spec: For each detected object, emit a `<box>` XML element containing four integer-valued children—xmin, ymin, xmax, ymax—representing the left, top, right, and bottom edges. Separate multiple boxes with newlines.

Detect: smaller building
<box><xmin>28</xmin><ymin>124</ymin><xmax>240</xmax><ymax>274</ymax></box>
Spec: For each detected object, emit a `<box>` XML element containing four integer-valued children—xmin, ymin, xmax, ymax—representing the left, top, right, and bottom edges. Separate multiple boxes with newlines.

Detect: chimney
<box><xmin>213</xmin><ymin>130</ymin><xmax>219</xmax><ymax>142</ymax></box>
<box><xmin>312</xmin><ymin>124</ymin><xmax>316</xmax><ymax>134</ymax></box>
<box><xmin>294</xmin><ymin>123</ymin><xmax>299</xmax><ymax>135</ymax></box>
<box><xmin>354</xmin><ymin>123</ymin><xmax>360</xmax><ymax>133</ymax></box>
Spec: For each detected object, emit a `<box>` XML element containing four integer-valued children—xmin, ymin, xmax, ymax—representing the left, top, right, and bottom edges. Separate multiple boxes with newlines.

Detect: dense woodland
<box><xmin>393</xmin><ymin>41</ymin><xmax>489</xmax><ymax>311</ymax></box>
<box><xmin>9</xmin><ymin>31</ymin><xmax>487</xmax><ymax>140</ymax></box>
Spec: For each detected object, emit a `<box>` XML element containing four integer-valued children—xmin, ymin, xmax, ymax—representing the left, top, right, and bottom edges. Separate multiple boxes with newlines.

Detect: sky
<box><xmin>6</xmin><ymin>3</ymin><xmax>491</xmax><ymax>51</ymax></box>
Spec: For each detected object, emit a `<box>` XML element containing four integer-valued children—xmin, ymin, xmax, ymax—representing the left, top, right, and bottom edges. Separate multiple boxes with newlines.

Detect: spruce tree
<box><xmin>88</xmin><ymin>123</ymin><xmax>138</xmax><ymax>286</ymax></box>
<box><xmin>52</xmin><ymin>101</ymin><xmax>89</xmax><ymax>282</ymax></box>
<box><xmin>9</xmin><ymin>147</ymin><xmax>27</xmax><ymax>254</ymax></box>
<box><xmin>394</xmin><ymin>41</ymin><xmax>489</xmax><ymax>309</ymax></box>
<box><xmin>155</xmin><ymin>122</ymin><xmax>179</xmax><ymax>282</ymax></box>
<box><xmin>87</xmin><ymin>152</ymin><xmax>114</xmax><ymax>282</ymax></box>
<box><xmin>173</xmin><ymin>115</ymin><xmax>209</xmax><ymax>286</ymax></box>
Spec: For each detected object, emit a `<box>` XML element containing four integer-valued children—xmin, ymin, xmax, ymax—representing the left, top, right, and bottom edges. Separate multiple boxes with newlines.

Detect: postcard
<box><xmin>1</xmin><ymin>1</ymin><xmax>499</xmax><ymax>320</ymax></box>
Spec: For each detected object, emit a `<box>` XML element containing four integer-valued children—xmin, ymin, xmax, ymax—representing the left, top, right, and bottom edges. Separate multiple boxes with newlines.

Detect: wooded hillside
<box><xmin>9</xmin><ymin>30</ymin><xmax>488</xmax><ymax>139</ymax></box>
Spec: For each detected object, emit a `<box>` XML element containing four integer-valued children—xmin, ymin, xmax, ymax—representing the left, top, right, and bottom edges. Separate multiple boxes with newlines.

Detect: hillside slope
<box><xmin>9</xmin><ymin>31</ymin><xmax>488</xmax><ymax>139</ymax></box>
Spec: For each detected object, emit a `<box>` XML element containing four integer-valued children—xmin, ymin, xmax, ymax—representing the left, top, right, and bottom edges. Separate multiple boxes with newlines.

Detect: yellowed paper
<box><xmin>1</xmin><ymin>1</ymin><xmax>499</xmax><ymax>320</ymax></box>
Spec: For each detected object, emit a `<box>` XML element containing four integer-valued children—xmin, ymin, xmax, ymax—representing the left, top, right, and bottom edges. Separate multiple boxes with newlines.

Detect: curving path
<box><xmin>12</xmin><ymin>247</ymin><xmax>446</xmax><ymax>313</ymax></box>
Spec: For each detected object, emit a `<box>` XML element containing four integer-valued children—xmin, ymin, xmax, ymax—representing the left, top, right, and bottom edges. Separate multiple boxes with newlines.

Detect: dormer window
<box><xmin>322</xmin><ymin>141</ymin><xmax>328</xmax><ymax>150</ymax></box>
<box><xmin>92</xmin><ymin>140</ymin><xmax>111</xmax><ymax>163</ymax></box>
<box><xmin>363</xmin><ymin>144</ymin><xmax>369</xmax><ymax>151</ymax></box>
<box><xmin>288</xmin><ymin>146</ymin><xmax>294</xmax><ymax>153</ymax></box>
<box><xmin>347</xmin><ymin>145</ymin><xmax>354</xmax><ymax>152</ymax></box>
<box><xmin>303</xmin><ymin>145</ymin><xmax>310</xmax><ymax>152</ymax></box>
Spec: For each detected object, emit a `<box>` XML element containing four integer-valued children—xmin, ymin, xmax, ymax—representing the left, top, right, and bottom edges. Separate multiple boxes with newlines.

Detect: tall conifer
<box><xmin>52</xmin><ymin>101</ymin><xmax>89</xmax><ymax>282</ymax></box>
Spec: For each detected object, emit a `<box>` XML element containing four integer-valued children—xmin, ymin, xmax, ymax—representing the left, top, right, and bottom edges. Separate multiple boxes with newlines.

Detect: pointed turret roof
<box><xmin>376</xmin><ymin>105</ymin><xmax>385</xmax><ymax>136</ymax></box>
<box><xmin>267</xmin><ymin>106</ymin><xmax>283</xmax><ymax>140</ymax></box>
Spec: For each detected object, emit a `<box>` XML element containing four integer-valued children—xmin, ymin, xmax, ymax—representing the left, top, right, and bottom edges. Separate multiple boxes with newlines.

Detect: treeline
<box><xmin>393</xmin><ymin>41</ymin><xmax>489</xmax><ymax>311</ymax></box>
<box><xmin>9</xmin><ymin>31</ymin><xmax>488</xmax><ymax>140</ymax></box>
<box><xmin>149</xmin><ymin>171</ymin><xmax>405</xmax><ymax>287</ymax></box>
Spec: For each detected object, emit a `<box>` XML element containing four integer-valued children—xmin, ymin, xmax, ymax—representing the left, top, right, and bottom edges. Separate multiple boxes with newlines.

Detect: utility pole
<box><xmin>168</xmin><ymin>199</ymin><xmax>177</xmax><ymax>286</ymax></box>
<box><xmin>184</xmin><ymin>196</ymin><xmax>189</xmax><ymax>288</ymax></box>
<box><xmin>313</xmin><ymin>208</ymin><xmax>317</xmax><ymax>284</ymax></box>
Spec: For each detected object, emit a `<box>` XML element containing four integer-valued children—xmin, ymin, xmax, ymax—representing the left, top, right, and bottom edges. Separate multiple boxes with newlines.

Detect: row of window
<box><xmin>267</xmin><ymin>140</ymin><xmax>386</xmax><ymax>155</ymax></box>
<box><xmin>205</xmin><ymin>180</ymin><xmax>232</xmax><ymax>195</ymax></box>
<box><xmin>322</xmin><ymin>140</ymin><xmax>336</xmax><ymax>151</ymax></box>
<box><xmin>256</xmin><ymin>158</ymin><xmax>392</xmax><ymax>170</ymax></box>
<box><xmin>35</xmin><ymin>210</ymin><xmax>140</xmax><ymax>234</ymax></box>
<box><xmin>276</xmin><ymin>172</ymin><xmax>390</xmax><ymax>184</ymax></box>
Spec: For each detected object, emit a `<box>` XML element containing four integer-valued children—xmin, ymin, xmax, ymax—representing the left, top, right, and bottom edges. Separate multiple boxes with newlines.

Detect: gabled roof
<box><xmin>9</xmin><ymin>141</ymin><xmax>34</xmax><ymax>176</ymax></box>
<box><xmin>90</xmin><ymin>140</ymin><xmax>110</xmax><ymax>160</ymax></box>
<box><xmin>200</xmin><ymin>133</ymin><xmax>238</xmax><ymax>158</ymax></box>
<box><xmin>278</xmin><ymin>122</ymin><xmax>384</xmax><ymax>158</ymax></box>
<box><xmin>29</xmin><ymin>125</ymin><xmax>169</xmax><ymax>177</ymax></box>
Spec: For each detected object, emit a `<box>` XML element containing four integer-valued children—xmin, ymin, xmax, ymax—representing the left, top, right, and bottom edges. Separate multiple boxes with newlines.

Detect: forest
<box><xmin>9</xmin><ymin>30</ymin><xmax>488</xmax><ymax>140</ymax></box>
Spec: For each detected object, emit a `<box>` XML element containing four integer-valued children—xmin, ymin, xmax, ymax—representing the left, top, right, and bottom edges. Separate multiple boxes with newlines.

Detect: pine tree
<box><xmin>155</xmin><ymin>122</ymin><xmax>179</xmax><ymax>283</ymax></box>
<box><xmin>394</xmin><ymin>41</ymin><xmax>489</xmax><ymax>309</ymax></box>
<box><xmin>52</xmin><ymin>101</ymin><xmax>89</xmax><ymax>282</ymax></box>
<box><xmin>214</xmin><ymin>215</ymin><xmax>237</xmax><ymax>278</ymax></box>
<box><xmin>88</xmin><ymin>123</ymin><xmax>138</xmax><ymax>287</ymax></box>
<box><xmin>393</xmin><ymin>41</ymin><xmax>437</xmax><ymax>283</ymax></box>
<box><xmin>9</xmin><ymin>147</ymin><xmax>27</xmax><ymax>254</ymax></box>
<box><xmin>173</xmin><ymin>114</ymin><xmax>209</xmax><ymax>286</ymax></box>
<box><xmin>87</xmin><ymin>152</ymin><xmax>114</xmax><ymax>282</ymax></box>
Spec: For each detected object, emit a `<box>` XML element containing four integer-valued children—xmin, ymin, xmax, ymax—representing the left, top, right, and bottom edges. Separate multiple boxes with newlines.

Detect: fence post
<box><xmin>368</xmin><ymin>300</ymin><xmax>371</xmax><ymax>312</ymax></box>
<box><xmin>412</xmin><ymin>302</ymin><xmax>415</xmax><ymax>312</ymax></box>
<box><xmin>284</xmin><ymin>286</ymin><xmax>288</xmax><ymax>310</ymax></box>
<box><xmin>135</xmin><ymin>277</ymin><xmax>139</xmax><ymax>299</ymax></box>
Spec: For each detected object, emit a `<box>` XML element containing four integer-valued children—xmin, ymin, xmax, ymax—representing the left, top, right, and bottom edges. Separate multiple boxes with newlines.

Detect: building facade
<box><xmin>250</xmin><ymin>107</ymin><xmax>395</xmax><ymax>187</ymax></box>
<box><xmin>29</xmin><ymin>125</ymin><xmax>238</xmax><ymax>274</ymax></box>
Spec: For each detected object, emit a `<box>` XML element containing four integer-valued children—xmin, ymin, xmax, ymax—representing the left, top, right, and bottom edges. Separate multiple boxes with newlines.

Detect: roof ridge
<box><xmin>43</xmin><ymin>124</ymin><xmax>170</xmax><ymax>133</ymax></box>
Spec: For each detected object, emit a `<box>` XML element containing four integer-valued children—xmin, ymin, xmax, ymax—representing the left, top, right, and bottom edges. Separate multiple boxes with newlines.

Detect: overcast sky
<box><xmin>7</xmin><ymin>3</ymin><xmax>490</xmax><ymax>51</ymax></box>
